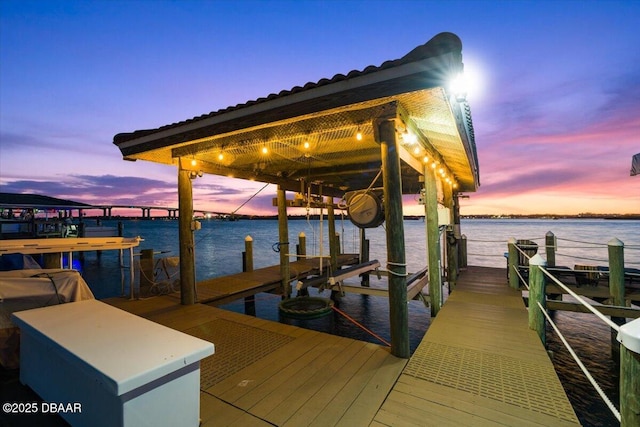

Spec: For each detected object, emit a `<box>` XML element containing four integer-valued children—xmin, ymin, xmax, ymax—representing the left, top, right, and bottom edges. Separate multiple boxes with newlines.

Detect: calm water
<box><xmin>77</xmin><ymin>218</ymin><xmax>639</xmax><ymax>427</ymax></box>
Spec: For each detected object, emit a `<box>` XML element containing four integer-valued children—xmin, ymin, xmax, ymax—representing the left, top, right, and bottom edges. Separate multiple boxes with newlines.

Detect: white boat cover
<box><xmin>631</xmin><ymin>153</ymin><xmax>640</xmax><ymax>176</ymax></box>
<box><xmin>0</xmin><ymin>268</ymin><xmax>94</xmax><ymax>368</ymax></box>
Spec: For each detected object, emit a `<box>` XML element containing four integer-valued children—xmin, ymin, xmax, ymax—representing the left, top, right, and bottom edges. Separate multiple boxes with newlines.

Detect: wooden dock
<box><xmin>186</xmin><ymin>253</ymin><xmax>360</xmax><ymax>305</ymax></box>
<box><xmin>105</xmin><ymin>295</ymin><xmax>406</xmax><ymax>426</ymax></box>
<box><xmin>100</xmin><ymin>265</ymin><xmax>580</xmax><ymax>426</ymax></box>
<box><xmin>372</xmin><ymin>266</ymin><xmax>580</xmax><ymax>426</ymax></box>
<box><xmin>1</xmin><ymin>265</ymin><xmax>582</xmax><ymax>426</ymax></box>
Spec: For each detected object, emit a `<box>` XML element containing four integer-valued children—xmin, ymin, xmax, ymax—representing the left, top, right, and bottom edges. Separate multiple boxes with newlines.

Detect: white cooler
<box><xmin>12</xmin><ymin>300</ymin><xmax>214</xmax><ymax>427</ymax></box>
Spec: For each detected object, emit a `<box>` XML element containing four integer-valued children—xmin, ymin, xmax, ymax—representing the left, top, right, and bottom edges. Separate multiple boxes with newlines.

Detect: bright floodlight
<box><xmin>449</xmin><ymin>73</ymin><xmax>468</xmax><ymax>102</ymax></box>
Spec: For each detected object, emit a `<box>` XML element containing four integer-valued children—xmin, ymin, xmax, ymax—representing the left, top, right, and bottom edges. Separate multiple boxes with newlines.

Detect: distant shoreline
<box><xmin>72</xmin><ymin>213</ymin><xmax>640</xmax><ymax>221</ymax></box>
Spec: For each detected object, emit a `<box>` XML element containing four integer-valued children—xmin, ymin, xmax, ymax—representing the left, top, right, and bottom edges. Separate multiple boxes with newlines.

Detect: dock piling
<box><xmin>507</xmin><ymin>237</ymin><xmax>519</xmax><ymax>289</ymax></box>
<box><xmin>545</xmin><ymin>231</ymin><xmax>556</xmax><ymax>267</ymax></box>
<box><xmin>243</xmin><ymin>236</ymin><xmax>256</xmax><ymax>315</ymax></box>
<box><xmin>617</xmin><ymin>318</ymin><xmax>640</xmax><ymax>427</ymax></box>
<box><xmin>609</xmin><ymin>238</ymin><xmax>626</xmax><ymax>362</ymax></box>
<box><xmin>529</xmin><ymin>254</ymin><xmax>547</xmax><ymax>346</ymax></box>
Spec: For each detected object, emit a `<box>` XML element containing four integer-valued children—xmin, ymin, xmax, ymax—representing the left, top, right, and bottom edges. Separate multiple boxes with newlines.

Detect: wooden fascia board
<box><xmin>117</xmin><ymin>54</ymin><xmax>454</xmax><ymax>158</ymax></box>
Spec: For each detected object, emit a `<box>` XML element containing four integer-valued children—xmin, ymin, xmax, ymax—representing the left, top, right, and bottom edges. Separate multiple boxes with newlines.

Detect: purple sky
<box><xmin>1</xmin><ymin>0</ymin><xmax>639</xmax><ymax>216</ymax></box>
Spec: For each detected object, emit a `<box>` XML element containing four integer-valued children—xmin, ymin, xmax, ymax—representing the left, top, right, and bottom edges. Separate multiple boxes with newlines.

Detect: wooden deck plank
<box><xmin>335</xmin><ymin>352</ymin><xmax>407</xmax><ymax>427</ymax></box>
<box><xmin>248</xmin><ymin>339</ymin><xmax>364</xmax><ymax>419</ymax></box>
<box><xmin>393</xmin><ymin>376</ymin><xmax>578</xmax><ymax>427</ymax></box>
<box><xmin>278</xmin><ymin>343</ymin><xmax>380</xmax><ymax>426</ymax></box>
<box><xmin>235</xmin><ymin>334</ymin><xmax>353</xmax><ymax>410</ymax></box>
<box><xmin>207</xmin><ymin>329</ymin><xmax>328</xmax><ymax>401</ymax></box>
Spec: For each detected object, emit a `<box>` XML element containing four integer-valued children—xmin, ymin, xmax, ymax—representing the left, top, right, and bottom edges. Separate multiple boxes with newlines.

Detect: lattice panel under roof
<box><xmin>129</xmin><ymin>87</ymin><xmax>477</xmax><ymax>194</ymax></box>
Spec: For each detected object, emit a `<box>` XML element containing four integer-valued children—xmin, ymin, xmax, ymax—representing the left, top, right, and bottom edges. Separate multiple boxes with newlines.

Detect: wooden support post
<box><xmin>243</xmin><ymin>236</ymin><xmax>256</xmax><ymax>316</ymax></box>
<box><xmin>443</xmin><ymin>184</ymin><xmax>455</xmax><ymax>291</ymax></box>
<box><xmin>327</xmin><ymin>196</ymin><xmax>338</xmax><ymax>273</ymax></box>
<box><xmin>546</xmin><ymin>231</ymin><xmax>562</xmax><ymax>301</ymax></box>
<box><xmin>424</xmin><ymin>164</ymin><xmax>441</xmax><ymax>316</ymax></box>
<box><xmin>178</xmin><ymin>159</ymin><xmax>196</xmax><ymax>305</ymax></box>
<box><xmin>297</xmin><ymin>232</ymin><xmax>306</xmax><ymax>259</ymax></box>
<box><xmin>43</xmin><ymin>253</ymin><xmax>62</xmax><ymax>269</ymax></box>
<box><xmin>446</xmin><ymin>229</ymin><xmax>458</xmax><ymax>291</ymax></box>
<box><xmin>609</xmin><ymin>237</ymin><xmax>626</xmax><ymax>363</ymax></box>
<box><xmin>528</xmin><ymin>254</ymin><xmax>547</xmax><ymax>346</ymax></box>
<box><xmin>545</xmin><ymin>231</ymin><xmax>556</xmax><ymax>267</ymax></box>
<box><xmin>378</xmin><ymin>117</ymin><xmax>409</xmax><ymax>358</ymax></box>
<box><xmin>508</xmin><ymin>237</ymin><xmax>519</xmax><ymax>289</ymax></box>
<box><xmin>360</xmin><ymin>229</ymin><xmax>370</xmax><ymax>287</ymax></box>
<box><xmin>617</xmin><ymin>319</ymin><xmax>640</xmax><ymax>427</ymax></box>
<box><xmin>277</xmin><ymin>185</ymin><xmax>291</xmax><ymax>299</ymax></box>
<box><xmin>297</xmin><ymin>232</ymin><xmax>309</xmax><ymax>296</ymax></box>
<box><xmin>460</xmin><ymin>234</ymin><xmax>467</xmax><ymax>268</ymax></box>
<box><xmin>139</xmin><ymin>248</ymin><xmax>154</xmax><ymax>297</ymax></box>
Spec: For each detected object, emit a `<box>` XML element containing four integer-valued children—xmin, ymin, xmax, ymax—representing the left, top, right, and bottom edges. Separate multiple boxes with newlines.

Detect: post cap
<box><xmin>529</xmin><ymin>253</ymin><xmax>547</xmax><ymax>266</ymax></box>
<box><xmin>245</xmin><ymin>235</ymin><xmax>253</xmax><ymax>241</ymax></box>
<box><xmin>508</xmin><ymin>237</ymin><xmax>517</xmax><ymax>244</ymax></box>
<box><xmin>298</xmin><ymin>232</ymin><xmax>306</xmax><ymax>238</ymax></box>
<box><xmin>545</xmin><ymin>231</ymin><xmax>554</xmax><ymax>237</ymax></box>
<box><xmin>608</xmin><ymin>237</ymin><xmax>623</xmax><ymax>247</ymax></box>
<box><xmin>617</xmin><ymin>318</ymin><xmax>640</xmax><ymax>354</ymax></box>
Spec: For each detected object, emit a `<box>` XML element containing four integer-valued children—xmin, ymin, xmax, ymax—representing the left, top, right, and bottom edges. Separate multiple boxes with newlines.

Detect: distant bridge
<box><xmin>90</xmin><ymin>205</ymin><xmax>232</xmax><ymax>219</ymax></box>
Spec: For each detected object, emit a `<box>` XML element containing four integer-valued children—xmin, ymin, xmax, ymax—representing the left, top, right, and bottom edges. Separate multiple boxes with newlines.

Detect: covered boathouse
<box><xmin>113</xmin><ymin>32</ymin><xmax>480</xmax><ymax>358</ymax></box>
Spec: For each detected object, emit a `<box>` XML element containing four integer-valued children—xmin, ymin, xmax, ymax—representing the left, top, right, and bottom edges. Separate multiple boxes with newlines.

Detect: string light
<box><xmin>356</xmin><ymin>125</ymin><xmax>363</xmax><ymax>141</ymax></box>
<box><xmin>413</xmin><ymin>146</ymin><xmax>420</xmax><ymax>155</ymax></box>
<box><xmin>303</xmin><ymin>141</ymin><xmax>310</xmax><ymax>150</ymax></box>
<box><xmin>191</xmin><ymin>158</ymin><xmax>197</xmax><ymax>167</ymax></box>
<box><xmin>423</xmin><ymin>156</ymin><xmax>429</xmax><ymax>163</ymax></box>
<box><xmin>217</xmin><ymin>152</ymin><xmax>224</xmax><ymax>161</ymax></box>
<box><xmin>261</xmin><ymin>145</ymin><xmax>268</xmax><ymax>155</ymax></box>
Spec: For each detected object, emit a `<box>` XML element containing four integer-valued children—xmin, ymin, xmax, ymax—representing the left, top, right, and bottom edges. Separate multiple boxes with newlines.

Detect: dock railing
<box><xmin>507</xmin><ymin>235</ymin><xmax>640</xmax><ymax>426</ymax></box>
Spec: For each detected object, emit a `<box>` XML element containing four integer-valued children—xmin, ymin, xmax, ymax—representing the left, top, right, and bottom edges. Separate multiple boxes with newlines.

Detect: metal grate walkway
<box><xmin>373</xmin><ymin>266</ymin><xmax>580</xmax><ymax>426</ymax></box>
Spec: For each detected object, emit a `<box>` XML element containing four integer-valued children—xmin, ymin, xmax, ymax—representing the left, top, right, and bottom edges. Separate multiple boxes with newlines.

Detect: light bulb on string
<box><xmin>355</xmin><ymin>125</ymin><xmax>363</xmax><ymax>141</ymax></box>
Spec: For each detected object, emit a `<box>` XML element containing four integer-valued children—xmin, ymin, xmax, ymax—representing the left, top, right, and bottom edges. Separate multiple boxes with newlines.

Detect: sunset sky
<box><xmin>1</xmin><ymin>0</ymin><xmax>639</xmax><ymax>216</ymax></box>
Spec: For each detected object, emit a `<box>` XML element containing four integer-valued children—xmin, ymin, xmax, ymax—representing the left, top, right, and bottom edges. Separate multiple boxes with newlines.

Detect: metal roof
<box><xmin>113</xmin><ymin>32</ymin><xmax>479</xmax><ymax>198</ymax></box>
<box><xmin>0</xmin><ymin>193</ymin><xmax>93</xmax><ymax>210</ymax></box>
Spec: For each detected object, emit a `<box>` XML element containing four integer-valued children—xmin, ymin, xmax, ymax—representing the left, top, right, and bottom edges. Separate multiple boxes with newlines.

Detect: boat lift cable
<box><xmin>194</xmin><ymin>182</ymin><xmax>270</xmax><ymax>248</ymax></box>
<box><xmin>537</xmin><ymin>301</ymin><xmax>621</xmax><ymax>422</ymax></box>
<box><xmin>231</xmin><ymin>182</ymin><xmax>270</xmax><ymax>216</ymax></box>
<box><xmin>331</xmin><ymin>305</ymin><xmax>391</xmax><ymax>347</ymax></box>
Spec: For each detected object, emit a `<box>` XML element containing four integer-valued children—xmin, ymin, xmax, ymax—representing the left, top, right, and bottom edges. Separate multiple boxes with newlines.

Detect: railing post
<box><xmin>617</xmin><ymin>318</ymin><xmax>640</xmax><ymax>427</ymax></box>
<box><xmin>528</xmin><ymin>254</ymin><xmax>547</xmax><ymax>346</ymax></box>
<box><xmin>508</xmin><ymin>237</ymin><xmax>519</xmax><ymax>289</ymax></box>
<box><xmin>609</xmin><ymin>238</ymin><xmax>626</xmax><ymax>363</ymax></box>
<box><xmin>545</xmin><ymin>231</ymin><xmax>556</xmax><ymax>268</ymax></box>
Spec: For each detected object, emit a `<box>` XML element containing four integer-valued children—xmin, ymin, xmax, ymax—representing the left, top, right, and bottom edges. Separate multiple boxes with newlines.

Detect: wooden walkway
<box><xmin>372</xmin><ymin>266</ymin><xmax>580</xmax><ymax>426</ymax></box>
<box><xmin>100</xmin><ymin>265</ymin><xmax>580</xmax><ymax>426</ymax></box>
<box><xmin>185</xmin><ymin>253</ymin><xmax>360</xmax><ymax>305</ymax></box>
<box><xmin>105</xmin><ymin>295</ymin><xmax>406</xmax><ymax>426</ymax></box>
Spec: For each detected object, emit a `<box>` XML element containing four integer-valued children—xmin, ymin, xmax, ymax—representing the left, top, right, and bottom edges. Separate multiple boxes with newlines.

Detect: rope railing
<box><xmin>539</xmin><ymin>266</ymin><xmax>621</xmax><ymax>332</ymax></box>
<box><xmin>520</xmin><ymin>241</ymin><xmax>635</xmax><ymax>425</ymax></box>
<box><xmin>537</xmin><ymin>300</ymin><xmax>621</xmax><ymax>422</ymax></box>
